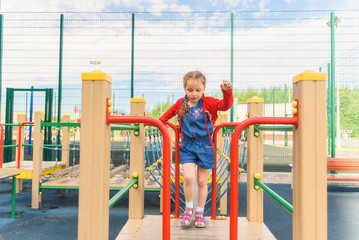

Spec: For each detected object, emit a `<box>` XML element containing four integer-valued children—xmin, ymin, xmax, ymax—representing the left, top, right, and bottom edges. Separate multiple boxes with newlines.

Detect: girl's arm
<box><xmin>216</xmin><ymin>88</ymin><xmax>233</xmax><ymax>111</ymax></box>
<box><xmin>216</xmin><ymin>80</ymin><xmax>233</xmax><ymax>111</ymax></box>
<box><xmin>159</xmin><ymin>98</ymin><xmax>182</xmax><ymax>124</ymax></box>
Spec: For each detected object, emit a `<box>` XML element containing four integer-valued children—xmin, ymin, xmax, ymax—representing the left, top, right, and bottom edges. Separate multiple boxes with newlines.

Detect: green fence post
<box><xmin>131</xmin><ymin>13</ymin><xmax>135</xmax><ymax>98</ymax></box>
<box><xmin>330</xmin><ymin>12</ymin><xmax>336</xmax><ymax>158</ymax></box>
<box><xmin>58</xmin><ymin>14</ymin><xmax>63</xmax><ymax>124</ymax></box>
<box><xmin>327</xmin><ymin>63</ymin><xmax>331</xmax><ymax>155</ymax></box>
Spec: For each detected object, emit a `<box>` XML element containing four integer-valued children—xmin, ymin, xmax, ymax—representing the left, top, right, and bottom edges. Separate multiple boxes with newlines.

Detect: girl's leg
<box><xmin>197</xmin><ymin>166</ymin><xmax>209</xmax><ymax>208</ymax></box>
<box><xmin>195</xmin><ymin>166</ymin><xmax>209</xmax><ymax>228</ymax></box>
<box><xmin>182</xmin><ymin>163</ymin><xmax>196</xmax><ymax>203</ymax></box>
<box><xmin>180</xmin><ymin>163</ymin><xmax>196</xmax><ymax>225</ymax></box>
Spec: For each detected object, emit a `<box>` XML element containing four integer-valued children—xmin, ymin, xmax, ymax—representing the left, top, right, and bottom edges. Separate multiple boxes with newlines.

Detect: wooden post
<box><xmin>246</xmin><ymin>96</ymin><xmax>264</xmax><ymax>222</ymax></box>
<box><xmin>129</xmin><ymin>96</ymin><xmax>146</xmax><ymax>219</ymax></box>
<box><xmin>16</xmin><ymin>113</ymin><xmax>26</xmax><ymax>193</ymax></box>
<box><xmin>32</xmin><ymin>111</ymin><xmax>44</xmax><ymax>209</ymax></box>
<box><xmin>61</xmin><ymin>114</ymin><xmax>70</xmax><ymax>168</ymax></box>
<box><xmin>292</xmin><ymin>70</ymin><xmax>327</xmax><ymax>240</ymax></box>
<box><xmin>218</xmin><ymin>113</ymin><xmax>228</xmax><ymax>216</ymax></box>
<box><xmin>78</xmin><ymin>70</ymin><xmax>112</xmax><ymax>240</ymax></box>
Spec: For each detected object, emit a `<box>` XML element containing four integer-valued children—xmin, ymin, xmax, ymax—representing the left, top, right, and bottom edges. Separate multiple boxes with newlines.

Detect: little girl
<box><xmin>159</xmin><ymin>71</ymin><xmax>233</xmax><ymax>228</ymax></box>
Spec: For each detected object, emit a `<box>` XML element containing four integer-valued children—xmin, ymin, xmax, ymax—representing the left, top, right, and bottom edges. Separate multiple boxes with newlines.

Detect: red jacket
<box><xmin>159</xmin><ymin>89</ymin><xmax>233</xmax><ymax>138</ymax></box>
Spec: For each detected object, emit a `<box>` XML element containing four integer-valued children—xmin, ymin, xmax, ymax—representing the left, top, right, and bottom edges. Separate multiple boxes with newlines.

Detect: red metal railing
<box><xmin>107</xmin><ymin>114</ymin><xmax>172</xmax><ymax>240</ymax></box>
<box><xmin>211</xmin><ymin>122</ymin><xmax>241</xmax><ymax>219</ymax></box>
<box><xmin>229</xmin><ymin>115</ymin><xmax>298</xmax><ymax>240</ymax></box>
<box><xmin>17</xmin><ymin>122</ymin><xmax>34</xmax><ymax>169</ymax></box>
<box><xmin>166</xmin><ymin>122</ymin><xmax>180</xmax><ymax>218</ymax></box>
<box><xmin>0</xmin><ymin>123</ymin><xmax>4</xmax><ymax>168</ymax></box>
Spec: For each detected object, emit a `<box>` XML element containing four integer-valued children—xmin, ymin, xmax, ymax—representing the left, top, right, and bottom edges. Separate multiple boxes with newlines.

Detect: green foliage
<box><xmin>339</xmin><ymin>86</ymin><xmax>359</xmax><ymax>137</ymax></box>
<box><xmin>147</xmin><ymin>96</ymin><xmax>178</xmax><ymax>124</ymax></box>
<box><xmin>233</xmin><ymin>86</ymin><xmax>292</xmax><ymax>104</ymax></box>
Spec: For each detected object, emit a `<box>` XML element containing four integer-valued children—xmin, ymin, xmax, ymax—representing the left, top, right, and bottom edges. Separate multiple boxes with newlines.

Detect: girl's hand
<box><xmin>221</xmin><ymin>79</ymin><xmax>232</xmax><ymax>91</ymax></box>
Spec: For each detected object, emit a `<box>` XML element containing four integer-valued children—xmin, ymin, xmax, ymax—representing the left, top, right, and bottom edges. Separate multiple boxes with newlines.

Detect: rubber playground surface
<box><xmin>0</xmin><ymin>179</ymin><xmax>358</xmax><ymax>240</ymax></box>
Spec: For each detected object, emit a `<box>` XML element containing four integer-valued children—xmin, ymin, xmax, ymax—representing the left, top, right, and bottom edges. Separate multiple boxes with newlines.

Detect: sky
<box><xmin>0</xmin><ymin>0</ymin><xmax>358</xmax><ymax>119</ymax></box>
<box><xmin>1</xmin><ymin>0</ymin><xmax>359</xmax><ymax>13</ymax></box>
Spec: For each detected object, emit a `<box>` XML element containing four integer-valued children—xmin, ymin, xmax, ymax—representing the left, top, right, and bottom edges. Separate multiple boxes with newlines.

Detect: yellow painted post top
<box><xmin>34</xmin><ymin>110</ymin><xmax>44</xmax><ymax>114</ymax></box>
<box><xmin>293</xmin><ymin>70</ymin><xmax>327</xmax><ymax>83</ymax></box>
<box><xmin>247</xmin><ymin>96</ymin><xmax>264</xmax><ymax>104</ymax></box>
<box><xmin>17</xmin><ymin>113</ymin><xmax>26</xmax><ymax>116</ymax></box>
<box><xmin>131</xmin><ymin>96</ymin><xmax>146</xmax><ymax>103</ymax></box>
<box><xmin>63</xmin><ymin>114</ymin><xmax>71</xmax><ymax>117</ymax></box>
<box><xmin>81</xmin><ymin>70</ymin><xmax>112</xmax><ymax>84</ymax></box>
<box><xmin>220</xmin><ymin>113</ymin><xmax>228</xmax><ymax>116</ymax></box>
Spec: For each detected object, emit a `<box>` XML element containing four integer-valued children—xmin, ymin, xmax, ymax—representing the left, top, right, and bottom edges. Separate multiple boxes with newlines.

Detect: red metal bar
<box><xmin>211</xmin><ymin>122</ymin><xmax>241</xmax><ymax>220</ymax></box>
<box><xmin>0</xmin><ymin>123</ymin><xmax>4</xmax><ymax>168</ymax></box>
<box><xmin>17</xmin><ymin>122</ymin><xmax>34</xmax><ymax>169</ymax></box>
<box><xmin>229</xmin><ymin>116</ymin><xmax>298</xmax><ymax>240</ymax></box>
<box><xmin>107</xmin><ymin>115</ymin><xmax>171</xmax><ymax>240</ymax></box>
<box><xmin>166</xmin><ymin>122</ymin><xmax>180</xmax><ymax>219</ymax></box>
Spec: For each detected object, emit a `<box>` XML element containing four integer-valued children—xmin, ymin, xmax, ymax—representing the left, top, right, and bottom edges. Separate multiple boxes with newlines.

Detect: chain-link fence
<box><xmin>0</xmin><ymin>10</ymin><xmax>358</xmax><ymax>163</ymax></box>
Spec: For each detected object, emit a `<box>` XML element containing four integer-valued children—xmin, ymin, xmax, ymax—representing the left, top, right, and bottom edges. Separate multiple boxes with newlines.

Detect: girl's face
<box><xmin>185</xmin><ymin>78</ymin><xmax>205</xmax><ymax>107</ymax></box>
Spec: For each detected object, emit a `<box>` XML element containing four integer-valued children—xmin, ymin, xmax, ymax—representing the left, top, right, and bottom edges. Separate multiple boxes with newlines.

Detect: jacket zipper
<box><xmin>189</xmin><ymin>107</ymin><xmax>195</xmax><ymax>139</ymax></box>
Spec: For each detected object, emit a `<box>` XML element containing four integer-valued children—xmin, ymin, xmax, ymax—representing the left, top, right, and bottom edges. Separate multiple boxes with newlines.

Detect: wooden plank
<box><xmin>327</xmin><ymin>158</ymin><xmax>359</xmax><ymax>172</ymax></box>
<box><xmin>116</xmin><ymin>215</ymin><xmax>276</xmax><ymax>240</ymax></box>
<box><xmin>327</xmin><ymin>174</ymin><xmax>359</xmax><ymax>181</ymax></box>
<box><xmin>110</xmin><ymin>165</ymin><xmax>128</xmax><ymax>178</ymax></box>
<box><xmin>0</xmin><ymin>173</ymin><xmax>20</xmax><ymax>180</ymax></box>
<box><xmin>41</xmin><ymin>175</ymin><xmax>160</xmax><ymax>189</ymax></box>
<box><xmin>0</xmin><ymin>161</ymin><xmax>65</xmax><ymax>171</ymax></box>
<box><xmin>66</xmin><ymin>170</ymin><xmax>80</xmax><ymax>178</ymax></box>
<box><xmin>42</xmin><ymin>177</ymin><xmax>80</xmax><ymax>187</ymax></box>
<box><xmin>51</xmin><ymin>165</ymin><xmax>80</xmax><ymax>177</ymax></box>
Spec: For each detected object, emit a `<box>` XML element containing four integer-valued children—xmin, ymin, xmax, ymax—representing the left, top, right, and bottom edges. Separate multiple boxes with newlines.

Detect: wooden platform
<box><xmin>116</xmin><ymin>215</ymin><xmax>276</xmax><ymax>240</ymax></box>
<box><xmin>0</xmin><ymin>160</ymin><xmax>64</xmax><ymax>179</ymax></box>
<box><xmin>41</xmin><ymin>175</ymin><xmax>161</xmax><ymax>189</ymax></box>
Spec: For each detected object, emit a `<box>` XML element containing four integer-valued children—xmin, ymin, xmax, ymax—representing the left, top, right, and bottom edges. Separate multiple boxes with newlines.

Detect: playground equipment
<box><xmin>0</xmin><ymin>113</ymin><xmax>66</xmax><ymax>196</ymax></box>
<box><xmin>77</xmin><ymin>69</ymin><xmax>327</xmax><ymax>240</ymax></box>
<box><xmin>4</xmin><ymin>88</ymin><xmax>54</xmax><ymax>162</ymax></box>
<box><xmin>0</xmin><ymin>107</ymin><xmax>176</xmax><ymax>210</ymax></box>
<box><xmin>0</xmin><ymin>69</ymin><xmax>327</xmax><ymax>239</ymax></box>
<box><xmin>228</xmin><ymin>70</ymin><xmax>327</xmax><ymax>240</ymax></box>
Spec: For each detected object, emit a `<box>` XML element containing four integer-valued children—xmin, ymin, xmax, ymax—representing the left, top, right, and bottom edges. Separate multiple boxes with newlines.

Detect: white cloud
<box><xmin>1</xmin><ymin>0</ymin><xmax>191</xmax><ymax>13</ymax></box>
<box><xmin>259</xmin><ymin>0</ymin><xmax>271</xmax><ymax>10</ymax></box>
<box><xmin>2</xmin><ymin>0</ymin><xmax>107</xmax><ymax>12</ymax></box>
<box><xmin>169</xmin><ymin>4</ymin><xmax>191</xmax><ymax>12</ymax></box>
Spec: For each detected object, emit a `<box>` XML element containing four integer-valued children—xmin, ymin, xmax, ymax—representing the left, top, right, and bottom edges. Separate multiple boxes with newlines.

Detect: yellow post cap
<box><xmin>34</xmin><ymin>110</ymin><xmax>44</xmax><ymax>114</ymax></box>
<box><xmin>17</xmin><ymin>113</ymin><xmax>26</xmax><ymax>116</ymax></box>
<box><xmin>131</xmin><ymin>96</ymin><xmax>146</xmax><ymax>103</ymax></box>
<box><xmin>293</xmin><ymin>70</ymin><xmax>327</xmax><ymax>83</ymax></box>
<box><xmin>132</xmin><ymin>172</ymin><xmax>139</xmax><ymax>178</ymax></box>
<box><xmin>81</xmin><ymin>69</ymin><xmax>112</xmax><ymax>84</ymax></box>
<box><xmin>63</xmin><ymin>114</ymin><xmax>71</xmax><ymax>117</ymax></box>
<box><xmin>247</xmin><ymin>96</ymin><xmax>264</xmax><ymax>103</ymax></box>
<box><xmin>220</xmin><ymin>112</ymin><xmax>228</xmax><ymax>116</ymax></box>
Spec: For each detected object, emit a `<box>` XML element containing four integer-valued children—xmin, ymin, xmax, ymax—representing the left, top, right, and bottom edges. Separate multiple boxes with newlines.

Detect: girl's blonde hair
<box><xmin>180</xmin><ymin>71</ymin><xmax>206</xmax><ymax>117</ymax></box>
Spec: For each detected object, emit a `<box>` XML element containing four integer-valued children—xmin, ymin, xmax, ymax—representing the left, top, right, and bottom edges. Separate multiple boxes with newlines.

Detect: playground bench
<box><xmin>327</xmin><ymin>158</ymin><xmax>359</xmax><ymax>181</ymax></box>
